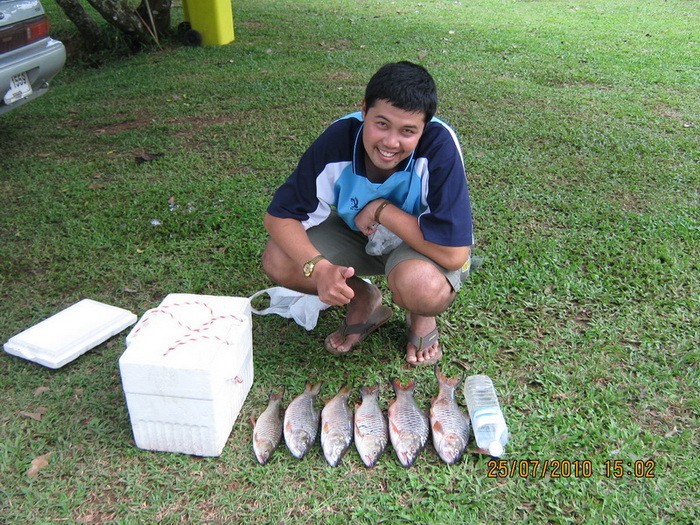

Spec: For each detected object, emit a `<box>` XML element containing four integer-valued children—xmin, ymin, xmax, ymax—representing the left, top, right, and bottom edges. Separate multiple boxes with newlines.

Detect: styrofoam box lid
<box><xmin>119</xmin><ymin>293</ymin><xmax>252</xmax><ymax>400</ymax></box>
<box><xmin>4</xmin><ymin>299</ymin><xmax>138</xmax><ymax>369</ymax></box>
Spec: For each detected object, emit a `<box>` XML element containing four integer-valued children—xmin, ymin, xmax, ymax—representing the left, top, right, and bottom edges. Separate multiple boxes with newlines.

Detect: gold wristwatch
<box><xmin>303</xmin><ymin>255</ymin><xmax>326</xmax><ymax>277</ymax></box>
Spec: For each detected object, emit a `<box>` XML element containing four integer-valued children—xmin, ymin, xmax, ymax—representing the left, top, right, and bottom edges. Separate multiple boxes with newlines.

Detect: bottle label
<box><xmin>471</xmin><ymin>407</ymin><xmax>502</xmax><ymax>421</ymax></box>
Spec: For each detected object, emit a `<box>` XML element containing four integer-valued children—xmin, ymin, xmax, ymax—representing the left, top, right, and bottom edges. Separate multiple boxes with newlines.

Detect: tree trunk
<box><xmin>53</xmin><ymin>0</ymin><xmax>104</xmax><ymax>48</ymax></box>
<box><xmin>54</xmin><ymin>0</ymin><xmax>174</xmax><ymax>52</ymax></box>
<box><xmin>137</xmin><ymin>0</ymin><xmax>172</xmax><ymax>39</ymax></box>
<box><xmin>85</xmin><ymin>0</ymin><xmax>153</xmax><ymax>46</ymax></box>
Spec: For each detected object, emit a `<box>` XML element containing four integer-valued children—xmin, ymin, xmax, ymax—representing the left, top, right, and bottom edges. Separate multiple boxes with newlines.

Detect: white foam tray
<box><xmin>4</xmin><ymin>299</ymin><xmax>137</xmax><ymax>369</ymax></box>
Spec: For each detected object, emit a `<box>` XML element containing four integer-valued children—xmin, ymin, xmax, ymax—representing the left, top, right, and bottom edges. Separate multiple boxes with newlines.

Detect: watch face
<box><xmin>303</xmin><ymin>262</ymin><xmax>313</xmax><ymax>277</ymax></box>
<box><xmin>304</xmin><ymin>255</ymin><xmax>323</xmax><ymax>277</ymax></box>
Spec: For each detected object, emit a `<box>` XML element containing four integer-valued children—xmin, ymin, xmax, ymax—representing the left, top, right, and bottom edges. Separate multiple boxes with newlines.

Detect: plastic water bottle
<box><xmin>463</xmin><ymin>374</ymin><xmax>509</xmax><ymax>457</ymax></box>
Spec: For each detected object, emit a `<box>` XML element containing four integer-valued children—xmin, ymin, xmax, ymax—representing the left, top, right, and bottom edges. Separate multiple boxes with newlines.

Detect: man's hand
<box><xmin>354</xmin><ymin>199</ymin><xmax>386</xmax><ymax>237</ymax></box>
<box><xmin>312</xmin><ymin>261</ymin><xmax>356</xmax><ymax>306</ymax></box>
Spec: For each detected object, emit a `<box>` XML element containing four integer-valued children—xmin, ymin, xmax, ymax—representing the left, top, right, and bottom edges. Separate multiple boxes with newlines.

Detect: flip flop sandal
<box><xmin>325</xmin><ymin>305</ymin><xmax>393</xmax><ymax>355</ymax></box>
<box><xmin>406</xmin><ymin>327</ymin><xmax>442</xmax><ymax>367</ymax></box>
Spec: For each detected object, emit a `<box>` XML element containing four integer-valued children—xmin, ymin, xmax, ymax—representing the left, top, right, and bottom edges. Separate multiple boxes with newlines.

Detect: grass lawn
<box><xmin>1</xmin><ymin>0</ymin><xmax>698</xmax><ymax>523</ymax></box>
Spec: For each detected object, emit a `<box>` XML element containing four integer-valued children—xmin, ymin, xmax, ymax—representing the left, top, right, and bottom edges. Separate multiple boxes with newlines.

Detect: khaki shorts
<box><xmin>306</xmin><ymin>211</ymin><xmax>466</xmax><ymax>292</ymax></box>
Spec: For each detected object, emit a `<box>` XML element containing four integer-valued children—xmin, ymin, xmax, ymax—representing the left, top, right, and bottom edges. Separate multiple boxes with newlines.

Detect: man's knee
<box><xmin>388</xmin><ymin>260</ymin><xmax>454</xmax><ymax>313</ymax></box>
<box><xmin>261</xmin><ymin>241</ymin><xmax>290</xmax><ymax>285</ymax></box>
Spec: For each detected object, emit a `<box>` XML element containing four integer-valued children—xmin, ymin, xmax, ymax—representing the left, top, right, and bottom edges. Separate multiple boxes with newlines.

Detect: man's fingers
<box><xmin>341</xmin><ymin>266</ymin><xmax>355</xmax><ymax>280</ymax></box>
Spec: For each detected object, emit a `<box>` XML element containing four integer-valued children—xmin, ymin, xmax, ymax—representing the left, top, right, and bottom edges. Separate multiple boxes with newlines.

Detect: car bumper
<box><xmin>0</xmin><ymin>36</ymin><xmax>66</xmax><ymax>115</ymax></box>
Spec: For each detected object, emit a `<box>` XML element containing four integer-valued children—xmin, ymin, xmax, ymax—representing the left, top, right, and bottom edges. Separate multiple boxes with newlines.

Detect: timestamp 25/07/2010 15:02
<box><xmin>486</xmin><ymin>459</ymin><xmax>657</xmax><ymax>479</ymax></box>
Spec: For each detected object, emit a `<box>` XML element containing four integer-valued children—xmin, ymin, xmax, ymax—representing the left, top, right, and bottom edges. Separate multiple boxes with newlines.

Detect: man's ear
<box><xmin>361</xmin><ymin>99</ymin><xmax>367</xmax><ymax>117</ymax></box>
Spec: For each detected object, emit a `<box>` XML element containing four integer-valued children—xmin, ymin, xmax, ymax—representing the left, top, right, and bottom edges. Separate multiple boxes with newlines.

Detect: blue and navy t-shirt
<box><xmin>267</xmin><ymin>112</ymin><xmax>473</xmax><ymax>247</ymax></box>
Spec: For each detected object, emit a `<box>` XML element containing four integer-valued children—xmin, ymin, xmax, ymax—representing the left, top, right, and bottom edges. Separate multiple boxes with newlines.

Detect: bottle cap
<box><xmin>488</xmin><ymin>441</ymin><xmax>504</xmax><ymax>457</ymax></box>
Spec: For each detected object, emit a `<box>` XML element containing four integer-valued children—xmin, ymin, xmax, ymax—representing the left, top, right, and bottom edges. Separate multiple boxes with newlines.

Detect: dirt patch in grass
<box><xmin>93</xmin><ymin>117</ymin><xmax>154</xmax><ymax>136</ymax></box>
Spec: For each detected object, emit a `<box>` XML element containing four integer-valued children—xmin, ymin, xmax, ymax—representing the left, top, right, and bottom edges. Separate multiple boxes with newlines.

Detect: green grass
<box><xmin>1</xmin><ymin>0</ymin><xmax>698</xmax><ymax>523</ymax></box>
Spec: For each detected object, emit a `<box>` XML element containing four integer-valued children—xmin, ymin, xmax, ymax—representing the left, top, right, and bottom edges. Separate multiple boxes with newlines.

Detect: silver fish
<box><xmin>283</xmin><ymin>383</ymin><xmax>322</xmax><ymax>459</ymax></box>
<box><xmin>354</xmin><ymin>385</ymin><xmax>388</xmax><ymax>468</ymax></box>
<box><xmin>320</xmin><ymin>385</ymin><xmax>354</xmax><ymax>466</ymax></box>
<box><xmin>252</xmin><ymin>391</ymin><xmax>284</xmax><ymax>465</ymax></box>
<box><xmin>388</xmin><ymin>378</ymin><xmax>429</xmax><ymax>467</ymax></box>
<box><xmin>430</xmin><ymin>366</ymin><xmax>471</xmax><ymax>464</ymax></box>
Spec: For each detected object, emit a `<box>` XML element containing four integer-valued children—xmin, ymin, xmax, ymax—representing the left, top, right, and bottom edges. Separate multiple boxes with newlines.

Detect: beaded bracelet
<box><xmin>374</xmin><ymin>200</ymin><xmax>390</xmax><ymax>224</ymax></box>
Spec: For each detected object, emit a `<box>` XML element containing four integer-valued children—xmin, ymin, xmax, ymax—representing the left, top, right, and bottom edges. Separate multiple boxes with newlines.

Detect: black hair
<box><xmin>364</xmin><ymin>61</ymin><xmax>438</xmax><ymax>123</ymax></box>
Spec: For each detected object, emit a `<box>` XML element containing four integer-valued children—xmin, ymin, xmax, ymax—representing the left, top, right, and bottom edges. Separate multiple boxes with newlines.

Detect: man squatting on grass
<box><xmin>262</xmin><ymin>61</ymin><xmax>474</xmax><ymax>366</ymax></box>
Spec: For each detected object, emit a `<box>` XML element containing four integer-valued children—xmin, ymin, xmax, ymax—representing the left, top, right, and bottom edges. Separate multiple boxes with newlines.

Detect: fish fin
<box><xmin>389</xmin><ymin>420</ymin><xmax>401</xmax><ymax>434</ymax></box>
<box><xmin>432</xmin><ymin>420</ymin><xmax>444</xmax><ymax>433</ymax></box>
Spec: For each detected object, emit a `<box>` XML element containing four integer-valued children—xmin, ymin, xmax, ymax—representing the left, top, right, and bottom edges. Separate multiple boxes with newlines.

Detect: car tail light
<box><xmin>0</xmin><ymin>15</ymin><xmax>50</xmax><ymax>54</ymax></box>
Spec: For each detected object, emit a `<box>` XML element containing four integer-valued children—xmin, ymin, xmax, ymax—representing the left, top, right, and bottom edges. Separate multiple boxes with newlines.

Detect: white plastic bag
<box><xmin>365</xmin><ymin>225</ymin><xmax>403</xmax><ymax>255</ymax></box>
<box><xmin>249</xmin><ymin>287</ymin><xmax>330</xmax><ymax>331</ymax></box>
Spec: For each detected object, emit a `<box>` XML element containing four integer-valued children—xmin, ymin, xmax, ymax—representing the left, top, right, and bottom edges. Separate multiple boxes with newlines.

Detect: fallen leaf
<box><xmin>664</xmin><ymin>426</ymin><xmax>679</xmax><ymax>438</ymax></box>
<box><xmin>27</xmin><ymin>452</ymin><xmax>52</xmax><ymax>477</ymax></box>
<box><xmin>20</xmin><ymin>406</ymin><xmax>48</xmax><ymax>421</ymax></box>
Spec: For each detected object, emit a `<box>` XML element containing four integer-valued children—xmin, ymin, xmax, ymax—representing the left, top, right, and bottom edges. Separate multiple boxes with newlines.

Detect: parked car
<box><xmin>0</xmin><ymin>0</ymin><xmax>66</xmax><ymax>116</ymax></box>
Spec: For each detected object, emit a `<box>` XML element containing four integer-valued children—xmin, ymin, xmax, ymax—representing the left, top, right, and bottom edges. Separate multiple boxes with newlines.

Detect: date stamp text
<box><xmin>486</xmin><ymin>459</ymin><xmax>656</xmax><ymax>479</ymax></box>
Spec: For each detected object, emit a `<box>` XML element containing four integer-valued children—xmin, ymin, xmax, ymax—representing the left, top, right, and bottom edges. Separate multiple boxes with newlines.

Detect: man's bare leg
<box><xmin>263</xmin><ymin>239</ymin><xmax>388</xmax><ymax>353</ymax></box>
<box><xmin>388</xmin><ymin>259</ymin><xmax>455</xmax><ymax>365</ymax></box>
<box><xmin>324</xmin><ymin>278</ymin><xmax>385</xmax><ymax>353</ymax></box>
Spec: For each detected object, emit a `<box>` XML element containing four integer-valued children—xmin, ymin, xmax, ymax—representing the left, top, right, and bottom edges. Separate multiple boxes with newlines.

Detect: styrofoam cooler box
<box><xmin>119</xmin><ymin>293</ymin><xmax>253</xmax><ymax>456</ymax></box>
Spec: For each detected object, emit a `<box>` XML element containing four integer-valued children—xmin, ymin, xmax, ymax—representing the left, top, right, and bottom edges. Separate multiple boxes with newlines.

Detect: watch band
<box><xmin>303</xmin><ymin>254</ymin><xmax>326</xmax><ymax>277</ymax></box>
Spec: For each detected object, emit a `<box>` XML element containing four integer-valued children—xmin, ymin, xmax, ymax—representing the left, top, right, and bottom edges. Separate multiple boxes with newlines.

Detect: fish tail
<box><xmin>306</xmin><ymin>382</ymin><xmax>323</xmax><ymax>396</ymax></box>
<box><xmin>269</xmin><ymin>389</ymin><xmax>284</xmax><ymax>402</ymax></box>
<box><xmin>434</xmin><ymin>363</ymin><xmax>445</xmax><ymax>382</ymax></box>
<box><xmin>391</xmin><ymin>378</ymin><xmax>415</xmax><ymax>392</ymax></box>
<box><xmin>360</xmin><ymin>384</ymin><xmax>379</xmax><ymax>397</ymax></box>
<box><xmin>434</xmin><ymin>364</ymin><xmax>460</xmax><ymax>387</ymax></box>
<box><xmin>338</xmin><ymin>385</ymin><xmax>352</xmax><ymax>396</ymax></box>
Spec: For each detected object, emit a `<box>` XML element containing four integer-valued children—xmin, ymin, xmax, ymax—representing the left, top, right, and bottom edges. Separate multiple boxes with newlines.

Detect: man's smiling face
<box><xmin>362</xmin><ymin>99</ymin><xmax>426</xmax><ymax>180</ymax></box>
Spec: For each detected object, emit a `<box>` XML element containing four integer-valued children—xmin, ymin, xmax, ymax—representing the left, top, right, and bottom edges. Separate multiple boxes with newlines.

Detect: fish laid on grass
<box><xmin>430</xmin><ymin>366</ymin><xmax>471</xmax><ymax>464</ymax></box>
<box><xmin>320</xmin><ymin>385</ymin><xmax>354</xmax><ymax>466</ymax></box>
<box><xmin>354</xmin><ymin>385</ymin><xmax>388</xmax><ymax>468</ymax></box>
<box><xmin>388</xmin><ymin>378</ymin><xmax>429</xmax><ymax>467</ymax></box>
<box><xmin>283</xmin><ymin>383</ymin><xmax>322</xmax><ymax>459</ymax></box>
<box><xmin>252</xmin><ymin>391</ymin><xmax>284</xmax><ymax>465</ymax></box>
